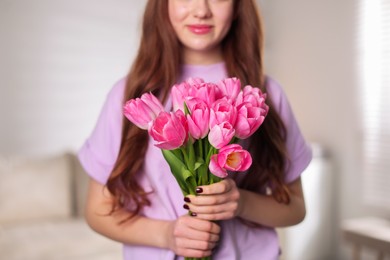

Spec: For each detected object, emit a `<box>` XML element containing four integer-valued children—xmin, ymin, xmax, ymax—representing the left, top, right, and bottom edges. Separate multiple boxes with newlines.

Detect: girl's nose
<box><xmin>191</xmin><ymin>0</ymin><xmax>212</xmax><ymax>19</ymax></box>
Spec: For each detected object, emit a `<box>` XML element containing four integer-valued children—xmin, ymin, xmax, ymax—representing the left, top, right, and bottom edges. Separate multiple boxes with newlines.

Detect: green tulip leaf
<box><xmin>162</xmin><ymin>149</ymin><xmax>189</xmax><ymax>194</ymax></box>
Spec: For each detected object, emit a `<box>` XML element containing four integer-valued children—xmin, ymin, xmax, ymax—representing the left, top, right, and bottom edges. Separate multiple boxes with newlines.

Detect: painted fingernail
<box><xmin>184</xmin><ymin>197</ymin><xmax>191</xmax><ymax>203</ymax></box>
<box><xmin>196</xmin><ymin>187</ymin><xmax>203</xmax><ymax>193</ymax></box>
<box><xmin>183</xmin><ymin>204</ymin><xmax>190</xmax><ymax>210</ymax></box>
<box><xmin>190</xmin><ymin>212</ymin><xmax>197</xmax><ymax>217</ymax></box>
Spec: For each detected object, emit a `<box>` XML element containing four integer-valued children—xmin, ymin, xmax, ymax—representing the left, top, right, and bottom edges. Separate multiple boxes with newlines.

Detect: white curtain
<box><xmin>359</xmin><ymin>0</ymin><xmax>390</xmax><ymax>208</ymax></box>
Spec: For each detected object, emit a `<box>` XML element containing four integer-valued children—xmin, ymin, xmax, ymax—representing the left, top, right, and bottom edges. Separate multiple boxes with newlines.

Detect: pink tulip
<box><xmin>186</xmin><ymin>77</ymin><xmax>204</xmax><ymax>87</ymax></box>
<box><xmin>233</xmin><ymin>85</ymin><xmax>269</xmax><ymax>138</ymax></box>
<box><xmin>234</xmin><ymin>103</ymin><xmax>267</xmax><ymax>139</ymax></box>
<box><xmin>188</xmin><ymin>82</ymin><xmax>217</xmax><ymax>108</ymax></box>
<box><xmin>187</xmin><ymin>100</ymin><xmax>210</xmax><ymax>139</ymax></box>
<box><xmin>209</xmin><ymin>99</ymin><xmax>237</xmax><ymax>129</ymax></box>
<box><xmin>235</xmin><ymin>85</ymin><xmax>268</xmax><ymax>108</ymax></box>
<box><xmin>208</xmin><ymin>122</ymin><xmax>235</xmax><ymax>149</ymax></box>
<box><xmin>149</xmin><ymin>110</ymin><xmax>188</xmax><ymax>150</ymax></box>
<box><xmin>216</xmin><ymin>77</ymin><xmax>241</xmax><ymax>101</ymax></box>
<box><xmin>171</xmin><ymin>78</ymin><xmax>207</xmax><ymax>112</ymax></box>
<box><xmin>123</xmin><ymin>92</ymin><xmax>164</xmax><ymax>130</ymax></box>
<box><xmin>171</xmin><ymin>81</ymin><xmax>191</xmax><ymax>112</ymax></box>
<box><xmin>209</xmin><ymin>144</ymin><xmax>252</xmax><ymax>178</ymax></box>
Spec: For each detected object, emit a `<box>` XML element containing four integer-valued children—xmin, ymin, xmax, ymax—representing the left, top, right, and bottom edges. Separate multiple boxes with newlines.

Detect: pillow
<box><xmin>0</xmin><ymin>153</ymin><xmax>73</xmax><ymax>224</ymax></box>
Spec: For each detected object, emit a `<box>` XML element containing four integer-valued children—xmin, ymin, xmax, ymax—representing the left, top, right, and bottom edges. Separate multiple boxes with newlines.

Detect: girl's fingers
<box><xmin>186</xmin><ymin>185</ymin><xmax>240</xmax><ymax>207</ymax></box>
<box><xmin>196</xmin><ymin>179</ymin><xmax>235</xmax><ymax>195</ymax></box>
<box><xmin>175</xmin><ymin>246</ymin><xmax>213</xmax><ymax>259</ymax></box>
<box><xmin>182</xmin><ymin>179</ymin><xmax>241</xmax><ymax>221</ymax></box>
<box><xmin>186</xmin><ymin>193</ymin><xmax>231</xmax><ymax>205</ymax></box>
<box><xmin>171</xmin><ymin>215</ymin><xmax>220</xmax><ymax>257</ymax></box>
<box><xmin>176</xmin><ymin>237</ymin><xmax>218</xmax><ymax>251</ymax></box>
<box><xmin>194</xmin><ymin>212</ymin><xmax>236</xmax><ymax>221</ymax></box>
<box><xmin>185</xmin><ymin>201</ymin><xmax>238</xmax><ymax>215</ymax></box>
<box><xmin>176</xmin><ymin>225</ymin><xmax>220</xmax><ymax>242</ymax></box>
<box><xmin>178</xmin><ymin>215</ymin><xmax>221</xmax><ymax>235</ymax></box>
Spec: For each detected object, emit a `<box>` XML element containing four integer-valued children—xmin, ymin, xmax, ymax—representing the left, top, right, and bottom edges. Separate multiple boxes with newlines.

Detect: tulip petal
<box><xmin>208</xmin><ymin>122</ymin><xmax>235</xmax><ymax>149</ymax></box>
<box><xmin>149</xmin><ymin>111</ymin><xmax>188</xmax><ymax>150</ymax></box>
<box><xmin>214</xmin><ymin>144</ymin><xmax>252</xmax><ymax>173</ymax></box>
<box><xmin>209</xmin><ymin>154</ymin><xmax>228</xmax><ymax>178</ymax></box>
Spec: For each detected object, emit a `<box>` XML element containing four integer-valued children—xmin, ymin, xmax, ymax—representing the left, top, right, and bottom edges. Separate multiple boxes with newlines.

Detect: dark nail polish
<box><xmin>183</xmin><ymin>204</ymin><xmax>189</xmax><ymax>210</ymax></box>
<box><xmin>196</xmin><ymin>187</ymin><xmax>203</xmax><ymax>193</ymax></box>
<box><xmin>190</xmin><ymin>212</ymin><xmax>197</xmax><ymax>217</ymax></box>
<box><xmin>184</xmin><ymin>197</ymin><xmax>191</xmax><ymax>203</ymax></box>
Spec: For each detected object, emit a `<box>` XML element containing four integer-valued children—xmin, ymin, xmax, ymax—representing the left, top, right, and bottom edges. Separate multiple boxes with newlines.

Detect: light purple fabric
<box><xmin>78</xmin><ymin>62</ymin><xmax>312</xmax><ymax>260</ymax></box>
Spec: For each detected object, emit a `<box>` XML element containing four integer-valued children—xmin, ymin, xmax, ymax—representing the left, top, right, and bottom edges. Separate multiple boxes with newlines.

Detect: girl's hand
<box><xmin>184</xmin><ymin>178</ymin><xmax>243</xmax><ymax>221</ymax></box>
<box><xmin>167</xmin><ymin>214</ymin><xmax>220</xmax><ymax>258</ymax></box>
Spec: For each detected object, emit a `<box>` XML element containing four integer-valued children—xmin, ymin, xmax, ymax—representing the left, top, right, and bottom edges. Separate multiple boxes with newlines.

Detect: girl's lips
<box><xmin>187</xmin><ymin>25</ymin><xmax>212</xmax><ymax>35</ymax></box>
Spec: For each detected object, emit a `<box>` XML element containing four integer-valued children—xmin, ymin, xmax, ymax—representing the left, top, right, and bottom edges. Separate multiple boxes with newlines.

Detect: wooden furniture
<box><xmin>342</xmin><ymin>217</ymin><xmax>390</xmax><ymax>260</ymax></box>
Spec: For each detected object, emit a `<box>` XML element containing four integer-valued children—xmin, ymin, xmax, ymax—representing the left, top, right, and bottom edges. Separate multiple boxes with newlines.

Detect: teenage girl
<box><xmin>78</xmin><ymin>0</ymin><xmax>312</xmax><ymax>259</ymax></box>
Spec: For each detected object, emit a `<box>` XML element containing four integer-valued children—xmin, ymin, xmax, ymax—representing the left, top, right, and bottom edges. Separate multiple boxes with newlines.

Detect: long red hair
<box><xmin>107</xmin><ymin>0</ymin><xmax>290</xmax><ymax>219</ymax></box>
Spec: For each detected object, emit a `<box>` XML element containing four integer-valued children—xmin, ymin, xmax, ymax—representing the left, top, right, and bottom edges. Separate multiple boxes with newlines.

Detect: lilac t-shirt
<box><xmin>78</xmin><ymin>62</ymin><xmax>312</xmax><ymax>260</ymax></box>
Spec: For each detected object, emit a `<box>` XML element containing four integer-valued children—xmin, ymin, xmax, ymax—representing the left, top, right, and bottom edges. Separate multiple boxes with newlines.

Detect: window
<box><xmin>359</xmin><ymin>0</ymin><xmax>390</xmax><ymax>209</ymax></box>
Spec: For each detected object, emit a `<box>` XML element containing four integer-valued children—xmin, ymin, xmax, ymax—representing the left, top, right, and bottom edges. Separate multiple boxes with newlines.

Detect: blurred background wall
<box><xmin>261</xmin><ymin>0</ymin><xmax>389</xmax><ymax>259</ymax></box>
<box><xmin>0</xmin><ymin>0</ymin><xmax>146</xmax><ymax>156</ymax></box>
<box><xmin>1</xmin><ymin>0</ymin><xmax>389</xmax><ymax>259</ymax></box>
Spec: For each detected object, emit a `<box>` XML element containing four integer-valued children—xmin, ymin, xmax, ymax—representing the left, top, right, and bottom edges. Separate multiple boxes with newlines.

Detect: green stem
<box><xmin>187</xmin><ymin>141</ymin><xmax>196</xmax><ymax>172</ymax></box>
<box><xmin>198</xmin><ymin>139</ymin><xmax>203</xmax><ymax>159</ymax></box>
<box><xmin>204</xmin><ymin>137</ymin><xmax>209</xmax><ymax>161</ymax></box>
<box><xmin>180</xmin><ymin>146</ymin><xmax>190</xmax><ymax>169</ymax></box>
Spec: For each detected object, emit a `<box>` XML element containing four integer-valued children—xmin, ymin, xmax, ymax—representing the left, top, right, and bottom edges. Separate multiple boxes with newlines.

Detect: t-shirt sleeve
<box><xmin>77</xmin><ymin>79</ymin><xmax>126</xmax><ymax>185</ymax></box>
<box><xmin>266</xmin><ymin>77</ymin><xmax>313</xmax><ymax>183</ymax></box>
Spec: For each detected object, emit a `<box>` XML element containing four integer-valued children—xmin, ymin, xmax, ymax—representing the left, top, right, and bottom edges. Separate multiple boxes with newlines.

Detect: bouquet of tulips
<box><xmin>123</xmin><ymin>77</ymin><xmax>268</xmax><ymax>259</ymax></box>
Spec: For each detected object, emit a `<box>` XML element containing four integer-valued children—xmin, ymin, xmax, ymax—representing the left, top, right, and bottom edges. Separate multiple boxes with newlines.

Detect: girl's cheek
<box><xmin>177</xmin><ymin>6</ymin><xmax>190</xmax><ymax>20</ymax></box>
<box><xmin>169</xmin><ymin>1</ymin><xmax>190</xmax><ymax>21</ymax></box>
